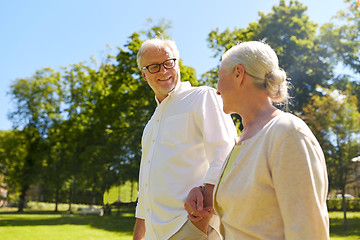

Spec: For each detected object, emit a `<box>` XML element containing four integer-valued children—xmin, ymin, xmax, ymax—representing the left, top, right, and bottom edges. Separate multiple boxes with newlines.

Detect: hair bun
<box><xmin>271</xmin><ymin>69</ymin><xmax>286</xmax><ymax>85</ymax></box>
<box><xmin>264</xmin><ymin>68</ymin><xmax>288</xmax><ymax>103</ymax></box>
<box><xmin>265</xmin><ymin>72</ymin><xmax>274</xmax><ymax>81</ymax></box>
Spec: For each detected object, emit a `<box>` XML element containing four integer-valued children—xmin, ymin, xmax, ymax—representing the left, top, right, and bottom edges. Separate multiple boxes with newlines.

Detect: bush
<box><xmin>327</xmin><ymin>198</ymin><xmax>360</xmax><ymax>211</ymax></box>
<box><xmin>26</xmin><ymin>201</ymin><xmax>101</xmax><ymax>212</ymax></box>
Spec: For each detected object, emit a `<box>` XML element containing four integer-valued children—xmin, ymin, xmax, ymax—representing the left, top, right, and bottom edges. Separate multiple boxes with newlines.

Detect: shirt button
<box><xmin>156</xmin><ymin>119</ymin><xmax>159</xmax><ymax>122</ymax></box>
<box><xmin>145</xmin><ymin>184</ymin><xmax>148</xmax><ymax>187</ymax></box>
<box><xmin>152</xmin><ymin>139</ymin><xmax>155</xmax><ymax>142</ymax></box>
<box><xmin>147</xmin><ymin>208</ymin><xmax>150</xmax><ymax>212</ymax></box>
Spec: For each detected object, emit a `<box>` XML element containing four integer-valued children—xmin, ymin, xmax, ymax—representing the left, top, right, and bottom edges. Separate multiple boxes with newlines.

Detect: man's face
<box><xmin>140</xmin><ymin>46</ymin><xmax>180</xmax><ymax>103</ymax></box>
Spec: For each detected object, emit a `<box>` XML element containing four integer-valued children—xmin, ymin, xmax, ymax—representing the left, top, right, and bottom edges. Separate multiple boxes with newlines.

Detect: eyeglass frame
<box><xmin>141</xmin><ymin>58</ymin><xmax>177</xmax><ymax>74</ymax></box>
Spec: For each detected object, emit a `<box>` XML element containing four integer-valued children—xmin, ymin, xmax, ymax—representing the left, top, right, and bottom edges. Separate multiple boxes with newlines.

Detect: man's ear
<box><xmin>142</xmin><ymin>71</ymin><xmax>148</xmax><ymax>82</ymax></box>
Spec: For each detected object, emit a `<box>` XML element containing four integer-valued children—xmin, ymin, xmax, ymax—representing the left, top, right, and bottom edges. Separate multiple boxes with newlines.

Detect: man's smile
<box><xmin>158</xmin><ymin>76</ymin><xmax>172</xmax><ymax>81</ymax></box>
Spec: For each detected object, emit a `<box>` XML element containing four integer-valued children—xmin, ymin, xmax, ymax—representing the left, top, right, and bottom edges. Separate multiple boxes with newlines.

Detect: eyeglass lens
<box><xmin>148</xmin><ymin>59</ymin><xmax>176</xmax><ymax>73</ymax></box>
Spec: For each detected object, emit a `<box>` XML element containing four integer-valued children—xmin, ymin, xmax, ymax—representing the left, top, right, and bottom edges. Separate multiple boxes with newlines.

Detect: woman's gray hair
<box><xmin>137</xmin><ymin>38</ymin><xmax>180</xmax><ymax>69</ymax></box>
<box><xmin>222</xmin><ymin>41</ymin><xmax>290</xmax><ymax>104</ymax></box>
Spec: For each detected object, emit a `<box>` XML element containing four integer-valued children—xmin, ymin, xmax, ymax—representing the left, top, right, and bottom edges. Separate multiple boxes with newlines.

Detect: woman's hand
<box><xmin>184</xmin><ymin>186</ymin><xmax>214</xmax><ymax>222</ymax></box>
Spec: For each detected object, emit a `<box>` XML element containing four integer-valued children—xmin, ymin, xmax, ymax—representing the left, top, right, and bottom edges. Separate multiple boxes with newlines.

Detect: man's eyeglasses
<box><xmin>142</xmin><ymin>58</ymin><xmax>177</xmax><ymax>74</ymax></box>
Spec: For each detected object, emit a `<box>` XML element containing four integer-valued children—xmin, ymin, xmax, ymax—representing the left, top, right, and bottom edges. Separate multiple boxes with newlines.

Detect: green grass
<box><xmin>329</xmin><ymin>212</ymin><xmax>360</xmax><ymax>240</ymax></box>
<box><xmin>0</xmin><ymin>205</ymin><xmax>359</xmax><ymax>239</ymax></box>
<box><xmin>0</xmin><ymin>206</ymin><xmax>135</xmax><ymax>240</ymax></box>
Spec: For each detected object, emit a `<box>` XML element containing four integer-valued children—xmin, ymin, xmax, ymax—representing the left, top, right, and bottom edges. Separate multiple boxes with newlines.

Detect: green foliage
<box><xmin>0</xmin><ymin>130</ymin><xmax>27</xmax><ymax>192</ymax></box>
<box><xmin>203</xmin><ymin>0</ymin><xmax>333</xmax><ymax>113</ymax></box>
<box><xmin>1</xmin><ymin>1</ymin><xmax>358</xmax><ymax>220</ymax></box>
<box><xmin>6</xmin><ymin>69</ymin><xmax>64</xmax><ymax>211</ymax></box>
<box><xmin>179</xmin><ymin>59</ymin><xmax>199</xmax><ymax>86</ymax></box>
<box><xmin>302</xmin><ymin>84</ymin><xmax>360</xmax><ymax>220</ymax></box>
<box><xmin>327</xmin><ymin>198</ymin><xmax>360</xmax><ymax>211</ymax></box>
<box><xmin>103</xmin><ymin>181</ymin><xmax>138</xmax><ymax>204</ymax></box>
<box><xmin>8</xmin><ymin>68</ymin><xmax>62</xmax><ymax>131</ymax></box>
<box><xmin>320</xmin><ymin>0</ymin><xmax>360</xmax><ymax>74</ymax></box>
<box><xmin>2</xmin><ymin>19</ymin><xmax>197</xmax><ymax>210</ymax></box>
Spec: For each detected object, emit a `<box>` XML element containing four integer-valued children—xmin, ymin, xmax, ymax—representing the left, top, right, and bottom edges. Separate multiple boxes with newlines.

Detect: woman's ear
<box><xmin>235</xmin><ymin>64</ymin><xmax>246</xmax><ymax>85</ymax></box>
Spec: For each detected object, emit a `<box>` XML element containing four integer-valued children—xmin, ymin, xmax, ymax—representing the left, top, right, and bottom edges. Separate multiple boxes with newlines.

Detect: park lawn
<box><xmin>0</xmin><ymin>208</ymin><xmax>359</xmax><ymax>240</ymax></box>
<box><xmin>0</xmin><ymin>207</ymin><xmax>135</xmax><ymax>240</ymax></box>
<box><xmin>329</xmin><ymin>211</ymin><xmax>360</xmax><ymax>240</ymax></box>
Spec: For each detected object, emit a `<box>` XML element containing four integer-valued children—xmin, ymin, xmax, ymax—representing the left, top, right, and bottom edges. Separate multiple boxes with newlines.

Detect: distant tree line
<box><xmin>0</xmin><ymin>0</ymin><xmax>359</xmax><ymax>218</ymax></box>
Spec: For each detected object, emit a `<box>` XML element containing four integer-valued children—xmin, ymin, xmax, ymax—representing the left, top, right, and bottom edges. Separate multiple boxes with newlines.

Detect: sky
<box><xmin>0</xmin><ymin>0</ymin><xmax>355</xmax><ymax>130</ymax></box>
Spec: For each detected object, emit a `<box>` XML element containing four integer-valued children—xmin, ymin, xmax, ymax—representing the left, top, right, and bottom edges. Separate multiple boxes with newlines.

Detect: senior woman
<box><xmin>185</xmin><ymin>41</ymin><xmax>329</xmax><ymax>239</ymax></box>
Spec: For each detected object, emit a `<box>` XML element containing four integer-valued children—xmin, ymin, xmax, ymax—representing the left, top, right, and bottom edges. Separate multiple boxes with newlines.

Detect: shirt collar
<box><xmin>155</xmin><ymin>81</ymin><xmax>191</xmax><ymax>105</ymax></box>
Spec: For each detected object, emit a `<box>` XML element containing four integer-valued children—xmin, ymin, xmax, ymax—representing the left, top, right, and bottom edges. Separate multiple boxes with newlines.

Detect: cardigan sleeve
<box><xmin>269</xmin><ymin>130</ymin><xmax>329</xmax><ymax>240</ymax></box>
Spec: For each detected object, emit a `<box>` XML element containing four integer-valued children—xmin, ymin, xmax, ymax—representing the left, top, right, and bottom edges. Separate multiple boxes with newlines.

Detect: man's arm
<box><xmin>200</xmin><ymin>89</ymin><xmax>237</xmax><ymax>185</ymax></box>
<box><xmin>133</xmin><ymin>218</ymin><xmax>145</xmax><ymax>240</ymax></box>
<box><xmin>184</xmin><ymin>89</ymin><xmax>236</xmax><ymax>233</ymax></box>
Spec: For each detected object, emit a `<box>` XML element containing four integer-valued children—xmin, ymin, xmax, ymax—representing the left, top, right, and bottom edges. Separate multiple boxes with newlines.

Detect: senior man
<box><xmin>133</xmin><ymin>38</ymin><xmax>237</xmax><ymax>240</ymax></box>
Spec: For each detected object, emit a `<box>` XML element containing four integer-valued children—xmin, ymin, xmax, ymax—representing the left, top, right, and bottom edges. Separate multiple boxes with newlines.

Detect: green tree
<box><xmin>302</xmin><ymin>85</ymin><xmax>360</xmax><ymax>229</ymax></box>
<box><xmin>8</xmin><ymin>68</ymin><xmax>62</xmax><ymax>212</ymax></box>
<box><xmin>4</xmin><ymin>20</ymin><xmax>198</xmax><ymax>210</ymax></box>
<box><xmin>203</xmin><ymin>0</ymin><xmax>333</xmax><ymax>113</ymax></box>
<box><xmin>102</xmin><ymin>19</ymin><xmax>198</xmax><ymax>193</ymax></box>
<box><xmin>41</xmin><ymin>123</ymin><xmax>70</xmax><ymax>212</ymax></box>
<box><xmin>0</xmin><ymin>130</ymin><xmax>27</xmax><ymax>204</ymax></box>
<box><xmin>320</xmin><ymin>0</ymin><xmax>360</xmax><ymax>75</ymax></box>
<box><xmin>60</xmin><ymin>61</ymin><xmax>108</xmax><ymax>211</ymax></box>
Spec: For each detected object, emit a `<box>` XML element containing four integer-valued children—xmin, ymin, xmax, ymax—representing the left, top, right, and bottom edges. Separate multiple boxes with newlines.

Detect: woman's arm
<box><xmin>184</xmin><ymin>184</ymin><xmax>215</xmax><ymax>234</ymax></box>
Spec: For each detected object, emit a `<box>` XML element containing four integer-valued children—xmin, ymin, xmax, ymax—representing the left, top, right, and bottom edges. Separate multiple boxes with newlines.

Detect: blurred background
<box><xmin>0</xmin><ymin>0</ymin><xmax>359</xmax><ymax>218</ymax></box>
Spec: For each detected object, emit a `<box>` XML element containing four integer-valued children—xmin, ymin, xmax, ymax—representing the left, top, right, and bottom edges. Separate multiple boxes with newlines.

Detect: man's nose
<box><xmin>159</xmin><ymin>64</ymin><xmax>168</xmax><ymax>72</ymax></box>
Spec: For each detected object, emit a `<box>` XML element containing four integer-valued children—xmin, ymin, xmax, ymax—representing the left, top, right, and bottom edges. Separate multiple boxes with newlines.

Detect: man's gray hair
<box><xmin>137</xmin><ymin>38</ymin><xmax>180</xmax><ymax>69</ymax></box>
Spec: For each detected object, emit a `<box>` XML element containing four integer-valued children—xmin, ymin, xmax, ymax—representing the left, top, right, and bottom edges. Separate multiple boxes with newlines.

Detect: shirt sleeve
<box><xmin>135</xmin><ymin>151</ymin><xmax>145</xmax><ymax>219</ymax></box>
<box><xmin>200</xmin><ymin>88</ymin><xmax>237</xmax><ymax>185</ymax></box>
<box><xmin>135</xmin><ymin>190</ymin><xmax>145</xmax><ymax>219</ymax></box>
<box><xmin>270</xmin><ymin>130</ymin><xmax>329</xmax><ymax>239</ymax></box>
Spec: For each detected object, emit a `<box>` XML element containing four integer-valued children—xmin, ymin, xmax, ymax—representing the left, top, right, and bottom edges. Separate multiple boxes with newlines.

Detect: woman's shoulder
<box><xmin>271</xmin><ymin>112</ymin><xmax>316</xmax><ymax>140</ymax></box>
<box><xmin>274</xmin><ymin>113</ymin><xmax>306</xmax><ymax>129</ymax></box>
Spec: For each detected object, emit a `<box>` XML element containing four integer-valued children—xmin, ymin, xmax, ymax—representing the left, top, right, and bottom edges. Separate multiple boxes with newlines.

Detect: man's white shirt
<box><xmin>135</xmin><ymin>81</ymin><xmax>237</xmax><ymax>240</ymax></box>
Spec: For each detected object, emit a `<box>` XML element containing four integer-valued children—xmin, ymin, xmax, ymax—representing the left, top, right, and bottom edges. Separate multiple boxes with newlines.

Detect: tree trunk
<box><xmin>342</xmin><ymin>194</ymin><xmax>348</xmax><ymax>230</ymax></box>
<box><xmin>54</xmin><ymin>186</ymin><xmax>59</xmax><ymax>212</ymax></box>
<box><xmin>68</xmin><ymin>175</ymin><xmax>76</xmax><ymax>214</ymax></box>
<box><xmin>17</xmin><ymin>184</ymin><xmax>29</xmax><ymax>212</ymax></box>
<box><xmin>91</xmin><ymin>185</ymin><xmax>96</xmax><ymax>209</ymax></box>
<box><xmin>68</xmin><ymin>188</ymin><xmax>72</xmax><ymax>213</ymax></box>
